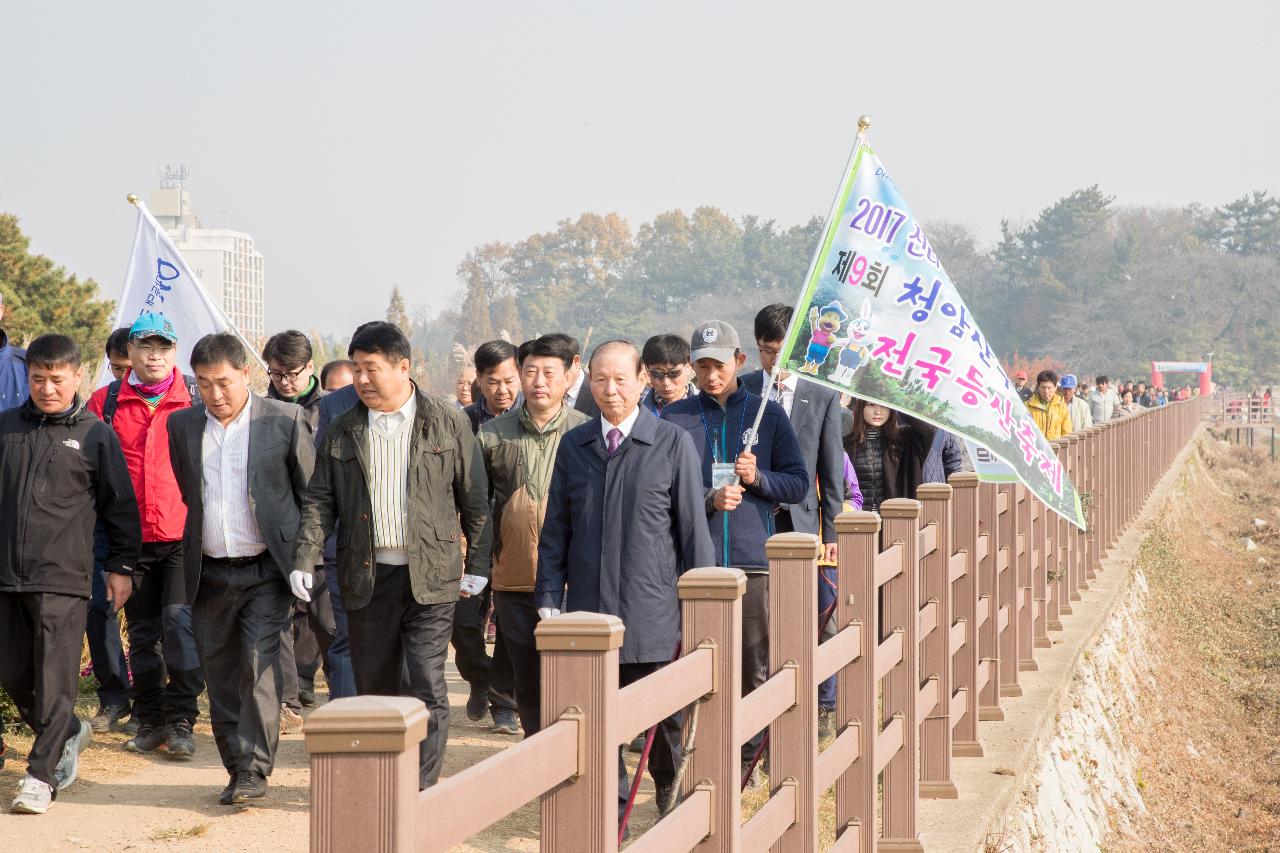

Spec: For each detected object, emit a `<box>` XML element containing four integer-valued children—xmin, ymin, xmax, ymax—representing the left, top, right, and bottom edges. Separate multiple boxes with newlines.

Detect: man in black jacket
<box><xmin>263</xmin><ymin>330</ymin><xmax>340</xmax><ymax>727</ymax></box>
<box><xmin>0</xmin><ymin>335</ymin><xmax>141</xmax><ymax>814</ymax></box>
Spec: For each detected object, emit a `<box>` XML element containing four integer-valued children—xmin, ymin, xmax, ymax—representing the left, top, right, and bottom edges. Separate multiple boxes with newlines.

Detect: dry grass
<box><xmin>150</xmin><ymin>822</ymin><xmax>211</xmax><ymax>841</ymax></box>
<box><xmin>1107</xmin><ymin>438</ymin><xmax>1280</xmax><ymax>851</ymax></box>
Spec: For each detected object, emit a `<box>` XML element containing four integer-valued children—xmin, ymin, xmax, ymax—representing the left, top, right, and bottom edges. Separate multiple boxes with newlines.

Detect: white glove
<box><xmin>537</xmin><ymin>607</ymin><xmax>561</xmax><ymax>620</ymax></box>
<box><xmin>459</xmin><ymin>574</ymin><xmax>488</xmax><ymax>597</ymax></box>
<box><xmin>289</xmin><ymin>570</ymin><xmax>313</xmax><ymax>603</ymax></box>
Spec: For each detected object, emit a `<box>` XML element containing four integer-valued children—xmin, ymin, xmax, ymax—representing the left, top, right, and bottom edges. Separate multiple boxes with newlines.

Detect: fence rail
<box><xmin>305</xmin><ymin>397</ymin><xmax>1205</xmax><ymax>852</ymax></box>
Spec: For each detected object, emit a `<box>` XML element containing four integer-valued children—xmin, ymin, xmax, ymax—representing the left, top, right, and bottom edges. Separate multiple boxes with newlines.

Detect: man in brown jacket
<box><xmin>478</xmin><ymin>334</ymin><xmax>588</xmax><ymax>735</ymax></box>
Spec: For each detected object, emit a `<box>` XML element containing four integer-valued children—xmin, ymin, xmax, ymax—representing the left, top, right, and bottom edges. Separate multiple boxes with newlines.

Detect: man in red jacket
<box><xmin>88</xmin><ymin>311</ymin><xmax>204</xmax><ymax>759</ymax></box>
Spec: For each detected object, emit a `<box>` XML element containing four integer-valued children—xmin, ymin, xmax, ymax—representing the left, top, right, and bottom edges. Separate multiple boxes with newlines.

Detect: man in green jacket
<box><xmin>478</xmin><ymin>334</ymin><xmax>589</xmax><ymax>736</ymax></box>
<box><xmin>291</xmin><ymin>322</ymin><xmax>491</xmax><ymax>789</ymax></box>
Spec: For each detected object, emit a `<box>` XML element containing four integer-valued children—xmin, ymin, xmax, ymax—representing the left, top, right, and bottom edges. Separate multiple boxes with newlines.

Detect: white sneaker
<box><xmin>53</xmin><ymin>719</ymin><xmax>91</xmax><ymax>791</ymax></box>
<box><xmin>11</xmin><ymin>775</ymin><xmax>53</xmax><ymax>814</ymax></box>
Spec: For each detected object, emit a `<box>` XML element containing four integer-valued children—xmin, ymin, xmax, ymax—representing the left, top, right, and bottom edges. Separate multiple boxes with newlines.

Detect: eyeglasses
<box><xmin>268</xmin><ymin>367</ymin><xmax>307</xmax><ymax>383</ymax></box>
<box><xmin>647</xmin><ymin>368</ymin><xmax>684</xmax><ymax>382</ymax></box>
<box><xmin>132</xmin><ymin>341</ymin><xmax>175</xmax><ymax>355</ymax></box>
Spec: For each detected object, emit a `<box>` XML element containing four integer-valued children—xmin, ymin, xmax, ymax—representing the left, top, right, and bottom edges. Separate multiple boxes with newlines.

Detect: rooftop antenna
<box><xmin>159</xmin><ymin>164</ymin><xmax>190</xmax><ymax>190</ymax></box>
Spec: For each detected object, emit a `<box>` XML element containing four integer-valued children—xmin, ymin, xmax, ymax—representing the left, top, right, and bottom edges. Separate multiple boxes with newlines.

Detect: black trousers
<box><xmin>191</xmin><ymin>556</ymin><xmax>293</xmax><ymax>777</ymax></box>
<box><xmin>348</xmin><ymin>564</ymin><xmax>454</xmax><ymax>789</ymax></box>
<box><xmin>0</xmin><ymin>591</ymin><xmax>87</xmax><ymax>787</ymax></box>
<box><xmin>493</xmin><ymin>590</ymin><xmax>540</xmax><ymax>734</ymax></box>
<box><xmin>280</xmin><ymin>567</ymin><xmax>337</xmax><ymax>710</ymax></box>
<box><xmin>450</xmin><ymin>590</ymin><xmax>516</xmax><ymax>712</ymax></box>
<box><xmin>741</xmin><ymin>573</ymin><xmax>770</xmax><ymax>763</ymax></box>
<box><xmin>617</xmin><ymin>661</ymin><xmax>681</xmax><ymax>819</ymax></box>
<box><xmin>126</xmin><ymin>541</ymin><xmax>204</xmax><ymax>727</ymax></box>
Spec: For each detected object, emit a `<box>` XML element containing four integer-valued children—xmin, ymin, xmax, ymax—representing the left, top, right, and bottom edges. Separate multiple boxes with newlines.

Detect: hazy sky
<box><xmin>2</xmin><ymin>2</ymin><xmax>1276</xmax><ymax>336</ymax></box>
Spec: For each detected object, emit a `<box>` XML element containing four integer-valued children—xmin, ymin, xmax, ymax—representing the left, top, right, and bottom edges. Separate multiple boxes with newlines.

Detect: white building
<box><xmin>149</xmin><ymin>183</ymin><xmax>265</xmax><ymax>345</ymax></box>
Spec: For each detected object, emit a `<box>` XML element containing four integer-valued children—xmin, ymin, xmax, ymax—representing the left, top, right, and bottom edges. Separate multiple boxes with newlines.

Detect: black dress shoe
<box><xmin>231</xmin><ymin>770</ymin><xmax>267</xmax><ymax>803</ymax></box>
<box><xmin>655</xmin><ymin>783</ymin><xmax>676</xmax><ymax>817</ymax></box>
<box><xmin>218</xmin><ymin>774</ymin><xmax>238</xmax><ymax>805</ymax></box>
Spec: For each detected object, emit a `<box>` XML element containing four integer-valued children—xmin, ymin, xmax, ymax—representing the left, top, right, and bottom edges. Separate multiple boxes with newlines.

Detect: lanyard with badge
<box><xmin>698</xmin><ymin>396</ymin><xmax>747</xmax><ymax>488</ymax></box>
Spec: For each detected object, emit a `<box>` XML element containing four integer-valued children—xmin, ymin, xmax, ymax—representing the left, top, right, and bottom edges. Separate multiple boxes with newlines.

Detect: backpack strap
<box><xmin>101</xmin><ymin>380</ymin><xmax>123</xmax><ymax>425</ymax></box>
<box><xmin>183</xmin><ymin>373</ymin><xmax>199</xmax><ymax>402</ymax></box>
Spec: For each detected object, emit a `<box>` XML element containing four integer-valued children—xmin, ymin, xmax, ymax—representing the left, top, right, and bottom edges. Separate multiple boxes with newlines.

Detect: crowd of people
<box><xmin>0</xmin><ymin>290</ymin><xmax>1187</xmax><ymax>824</ymax></box>
<box><xmin>1010</xmin><ymin>368</ymin><xmax>1197</xmax><ymax>442</ymax></box>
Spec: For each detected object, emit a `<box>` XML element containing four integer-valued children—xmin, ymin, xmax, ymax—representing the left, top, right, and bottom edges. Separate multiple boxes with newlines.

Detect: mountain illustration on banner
<box><xmin>780</xmin><ymin>129</ymin><xmax>1085</xmax><ymax>529</ymax></box>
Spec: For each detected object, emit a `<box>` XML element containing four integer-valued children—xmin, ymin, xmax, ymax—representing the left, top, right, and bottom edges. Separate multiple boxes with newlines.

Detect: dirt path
<box><xmin>0</xmin><ymin>654</ymin><xmax>664</xmax><ymax>852</ymax></box>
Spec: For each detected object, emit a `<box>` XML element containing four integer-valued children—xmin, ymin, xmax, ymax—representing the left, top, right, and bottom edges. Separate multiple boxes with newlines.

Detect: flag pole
<box><xmin>746</xmin><ymin>115</ymin><xmax>871</xmax><ymax>450</ymax></box>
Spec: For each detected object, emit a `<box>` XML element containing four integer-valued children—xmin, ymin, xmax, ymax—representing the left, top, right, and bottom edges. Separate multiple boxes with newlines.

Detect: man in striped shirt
<box><xmin>293</xmin><ymin>322</ymin><xmax>491</xmax><ymax>789</ymax></box>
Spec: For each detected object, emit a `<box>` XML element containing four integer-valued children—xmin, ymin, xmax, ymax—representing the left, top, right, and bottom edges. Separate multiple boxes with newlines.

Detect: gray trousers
<box><xmin>192</xmin><ymin>555</ymin><xmax>293</xmax><ymax>778</ymax></box>
<box><xmin>741</xmin><ymin>573</ymin><xmax>770</xmax><ymax>763</ymax></box>
<box><xmin>347</xmin><ymin>564</ymin><xmax>454</xmax><ymax>789</ymax></box>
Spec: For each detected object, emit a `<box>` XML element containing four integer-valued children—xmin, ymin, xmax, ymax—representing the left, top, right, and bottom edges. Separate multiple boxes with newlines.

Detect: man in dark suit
<box><xmin>167</xmin><ymin>333</ymin><xmax>315</xmax><ymax>805</ymax></box>
<box><xmin>293</xmin><ymin>322</ymin><xmax>491</xmax><ymax>790</ymax></box>
<box><xmin>551</xmin><ymin>333</ymin><xmax>601</xmax><ymax>419</ymax></box>
<box><xmin>536</xmin><ymin>340</ymin><xmax>713</xmax><ymax>821</ymax></box>
<box><xmin>741</xmin><ymin>304</ymin><xmax>846</xmax><ymax>737</ymax></box>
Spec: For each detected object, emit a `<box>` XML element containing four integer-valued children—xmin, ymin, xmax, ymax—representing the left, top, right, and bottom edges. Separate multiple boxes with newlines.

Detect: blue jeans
<box><xmin>88</xmin><ymin>525</ymin><xmax>131</xmax><ymax>708</ymax></box>
<box><xmin>321</xmin><ymin>539</ymin><xmax>356</xmax><ymax>699</ymax></box>
<box><xmin>818</xmin><ymin>565</ymin><xmax>838</xmax><ymax>709</ymax></box>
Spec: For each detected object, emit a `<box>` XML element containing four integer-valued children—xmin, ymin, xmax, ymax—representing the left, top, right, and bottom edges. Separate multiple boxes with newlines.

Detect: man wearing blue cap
<box><xmin>1059</xmin><ymin>374</ymin><xmax>1092</xmax><ymax>433</ymax></box>
<box><xmin>88</xmin><ymin>311</ymin><xmax>204</xmax><ymax>759</ymax></box>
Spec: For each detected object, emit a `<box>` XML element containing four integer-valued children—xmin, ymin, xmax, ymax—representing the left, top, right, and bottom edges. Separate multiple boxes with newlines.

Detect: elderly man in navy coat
<box><xmin>536</xmin><ymin>339</ymin><xmax>713</xmax><ymax>824</ymax></box>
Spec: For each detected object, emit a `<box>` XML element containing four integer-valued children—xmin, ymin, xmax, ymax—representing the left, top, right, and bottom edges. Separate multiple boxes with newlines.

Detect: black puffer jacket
<box><xmin>0</xmin><ymin>397</ymin><xmax>141</xmax><ymax>597</ymax></box>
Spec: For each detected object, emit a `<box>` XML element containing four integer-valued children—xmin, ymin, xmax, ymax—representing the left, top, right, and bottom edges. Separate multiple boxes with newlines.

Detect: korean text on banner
<box><xmin>780</xmin><ymin>143</ymin><xmax>1085</xmax><ymax>528</ymax></box>
<box><xmin>100</xmin><ymin>201</ymin><xmax>262</xmax><ymax>386</ymax></box>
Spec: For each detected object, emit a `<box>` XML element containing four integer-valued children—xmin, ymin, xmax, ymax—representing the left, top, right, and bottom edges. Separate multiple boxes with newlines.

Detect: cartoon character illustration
<box><xmin>799</xmin><ymin>301</ymin><xmax>848</xmax><ymax>376</ymax></box>
<box><xmin>829</xmin><ymin>300</ymin><xmax>876</xmax><ymax>386</ymax></box>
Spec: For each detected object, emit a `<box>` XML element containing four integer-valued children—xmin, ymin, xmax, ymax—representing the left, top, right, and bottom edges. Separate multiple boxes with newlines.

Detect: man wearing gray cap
<box><xmin>0</xmin><ymin>291</ymin><xmax>28</xmax><ymax>415</ymax></box>
<box><xmin>661</xmin><ymin>320</ymin><xmax>808</xmax><ymax>782</ymax></box>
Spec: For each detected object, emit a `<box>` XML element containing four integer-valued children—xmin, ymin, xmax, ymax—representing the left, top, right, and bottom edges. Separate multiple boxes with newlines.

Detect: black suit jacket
<box><xmin>740</xmin><ymin>370</ymin><xmax>844</xmax><ymax>543</ymax></box>
<box><xmin>168</xmin><ymin>395</ymin><xmax>316</xmax><ymax>603</ymax></box>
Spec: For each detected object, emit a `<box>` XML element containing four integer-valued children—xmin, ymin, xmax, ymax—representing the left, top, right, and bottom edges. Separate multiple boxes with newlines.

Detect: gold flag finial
<box><xmin>857</xmin><ymin>115</ymin><xmax>871</xmax><ymax>134</ymax></box>
<box><xmin>126</xmin><ymin>193</ymin><xmax>139</xmax><ymax>206</ymax></box>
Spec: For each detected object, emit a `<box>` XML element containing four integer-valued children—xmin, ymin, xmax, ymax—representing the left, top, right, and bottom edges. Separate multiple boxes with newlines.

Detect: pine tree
<box><xmin>386</xmin><ymin>286</ymin><xmax>412</xmax><ymax>336</ymax></box>
<box><xmin>0</xmin><ymin>213</ymin><xmax>114</xmax><ymax>358</ymax></box>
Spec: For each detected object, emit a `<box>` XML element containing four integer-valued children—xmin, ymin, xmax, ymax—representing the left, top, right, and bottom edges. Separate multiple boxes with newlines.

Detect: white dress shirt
<box><xmin>201</xmin><ymin>398</ymin><xmax>266</xmax><ymax>559</ymax></box>
<box><xmin>600</xmin><ymin>406</ymin><xmax>642</xmax><ymax>444</ymax></box>
<box><xmin>367</xmin><ymin>391</ymin><xmax>416</xmax><ymax>566</ymax></box>
<box><xmin>565</xmin><ymin>370</ymin><xmax>586</xmax><ymax>409</ymax></box>
<box><xmin>762</xmin><ymin>369</ymin><xmax>799</xmax><ymax>417</ymax></box>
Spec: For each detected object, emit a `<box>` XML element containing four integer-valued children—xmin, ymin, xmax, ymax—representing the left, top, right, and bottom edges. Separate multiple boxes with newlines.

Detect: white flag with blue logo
<box><xmin>100</xmin><ymin>201</ymin><xmax>260</xmax><ymax>385</ymax></box>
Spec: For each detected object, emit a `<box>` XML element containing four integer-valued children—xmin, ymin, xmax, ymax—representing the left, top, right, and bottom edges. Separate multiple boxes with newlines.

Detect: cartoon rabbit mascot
<box><xmin>830</xmin><ymin>300</ymin><xmax>875</xmax><ymax>386</ymax></box>
<box><xmin>800</xmin><ymin>301</ymin><xmax>848</xmax><ymax>376</ymax></box>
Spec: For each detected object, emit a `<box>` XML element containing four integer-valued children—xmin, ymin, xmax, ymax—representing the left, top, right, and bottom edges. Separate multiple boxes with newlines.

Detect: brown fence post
<box><xmin>834</xmin><ymin>511</ymin><xmax>879</xmax><ymax>851</ymax></box>
<box><xmin>1030</xmin><ymin>494</ymin><xmax>1052</xmax><ymax>651</ymax></box>
<box><xmin>997</xmin><ymin>483</ymin><xmax>1021</xmax><ymax>698</ymax></box>
<box><xmin>1015</xmin><ymin>486</ymin><xmax>1037</xmax><ymax>673</ymax></box>
<box><xmin>976</xmin><ymin>481</ymin><xmax>1004</xmax><ymax>722</ymax></box>
<box><xmin>948</xmin><ymin>473</ymin><xmax>982</xmax><ymax>757</ymax></box>
<box><xmin>1082</xmin><ymin>426</ymin><xmax>1101</xmax><ymax>581</ymax></box>
<box><xmin>916</xmin><ymin>484</ymin><xmax>956</xmax><ymax>798</ymax></box>
<box><xmin>879</xmin><ymin>498</ymin><xmax>924</xmax><ymax>852</ymax></box>
<box><xmin>679</xmin><ymin>567</ymin><xmax>746</xmax><ymax>852</ymax></box>
<box><xmin>765</xmin><ymin>532</ymin><xmax>821</xmax><ymax>852</ymax></box>
<box><xmin>537</xmin><ymin>613</ymin><xmax>624</xmax><ymax>853</ymax></box>
<box><xmin>305</xmin><ymin>695</ymin><xmax>428</xmax><ymax>853</ymax></box>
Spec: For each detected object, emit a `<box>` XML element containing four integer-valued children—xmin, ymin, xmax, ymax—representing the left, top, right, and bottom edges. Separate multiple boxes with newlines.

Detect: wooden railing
<box><xmin>305</xmin><ymin>397</ymin><xmax>1205</xmax><ymax>852</ymax></box>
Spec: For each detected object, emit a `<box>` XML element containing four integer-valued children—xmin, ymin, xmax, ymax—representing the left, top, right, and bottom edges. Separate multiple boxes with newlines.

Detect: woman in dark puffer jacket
<box><xmin>842</xmin><ymin>399</ymin><xmax>937</xmax><ymax>514</ymax></box>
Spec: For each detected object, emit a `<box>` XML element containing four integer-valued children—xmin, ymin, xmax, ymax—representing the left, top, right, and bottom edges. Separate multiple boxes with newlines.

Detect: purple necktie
<box><xmin>606</xmin><ymin>427</ymin><xmax>622</xmax><ymax>456</ymax></box>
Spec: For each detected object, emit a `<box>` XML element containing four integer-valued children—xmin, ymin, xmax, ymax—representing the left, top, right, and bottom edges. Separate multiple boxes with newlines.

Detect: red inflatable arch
<box><xmin>1150</xmin><ymin>360</ymin><xmax>1212</xmax><ymax>396</ymax></box>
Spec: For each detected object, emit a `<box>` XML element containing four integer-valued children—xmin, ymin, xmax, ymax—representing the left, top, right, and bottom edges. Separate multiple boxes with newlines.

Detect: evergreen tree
<box><xmin>0</xmin><ymin>213</ymin><xmax>114</xmax><ymax>358</ymax></box>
